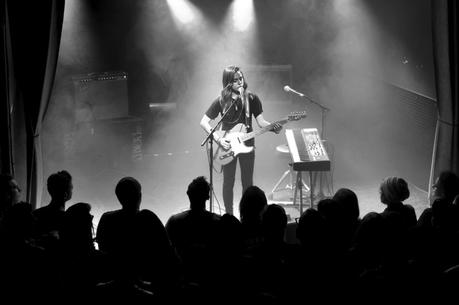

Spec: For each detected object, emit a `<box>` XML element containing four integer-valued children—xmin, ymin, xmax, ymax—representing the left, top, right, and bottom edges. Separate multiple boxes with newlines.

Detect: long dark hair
<box><xmin>220</xmin><ymin>66</ymin><xmax>248</xmax><ymax>108</ymax></box>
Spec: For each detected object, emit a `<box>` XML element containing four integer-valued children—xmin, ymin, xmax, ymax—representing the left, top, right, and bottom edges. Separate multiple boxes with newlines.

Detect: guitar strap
<box><xmin>244</xmin><ymin>92</ymin><xmax>250</xmax><ymax>128</ymax></box>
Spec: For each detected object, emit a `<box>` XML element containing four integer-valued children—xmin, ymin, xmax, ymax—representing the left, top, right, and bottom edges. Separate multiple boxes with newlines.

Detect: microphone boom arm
<box><xmin>284</xmin><ymin>85</ymin><xmax>330</xmax><ymax>139</ymax></box>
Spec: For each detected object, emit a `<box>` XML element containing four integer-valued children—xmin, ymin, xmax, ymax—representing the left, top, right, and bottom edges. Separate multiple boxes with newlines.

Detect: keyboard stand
<box><xmin>293</xmin><ymin>171</ymin><xmax>315</xmax><ymax>215</ymax></box>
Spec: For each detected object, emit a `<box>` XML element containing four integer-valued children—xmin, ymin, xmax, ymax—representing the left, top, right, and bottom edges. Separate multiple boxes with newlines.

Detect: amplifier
<box><xmin>72</xmin><ymin>71</ymin><xmax>129</xmax><ymax>122</ymax></box>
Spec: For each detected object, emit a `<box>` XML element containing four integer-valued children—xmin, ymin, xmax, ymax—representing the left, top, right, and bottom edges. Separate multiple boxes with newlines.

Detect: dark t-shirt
<box><xmin>33</xmin><ymin>204</ymin><xmax>65</xmax><ymax>236</ymax></box>
<box><xmin>165</xmin><ymin>210</ymin><xmax>222</xmax><ymax>273</ymax></box>
<box><xmin>96</xmin><ymin>209</ymin><xmax>139</xmax><ymax>255</ymax></box>
<box><xmin>205</xmin><ymin>92</ymin><xmax>263</xmax><ymax>147</ymax></box>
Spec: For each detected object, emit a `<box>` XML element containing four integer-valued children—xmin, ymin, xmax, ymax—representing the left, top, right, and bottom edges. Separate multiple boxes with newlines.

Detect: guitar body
<box><xmin>213</xmin><ymin>123</ymin><xmax>253</xmax><ymax>166</ymax></box>
<box><xmin>210</xmin><ymin>111</ymin><xmax>307</xmax><ymax>167</ymax></box>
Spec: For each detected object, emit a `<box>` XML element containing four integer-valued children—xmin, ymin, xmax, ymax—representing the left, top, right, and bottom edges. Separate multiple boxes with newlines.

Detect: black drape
<box><xmin>3</xmin><ymin>0</ymin><xmax>65</xmax><ymax>208</ymax></box>
<box><xmin>0</xmin><ymin>2</ymin><xmax>14</xmax><ymax>175</ymax></box>
<box><xmin>429</xmin><ymin>0</ymin><xmax>459</xmax><ymax>199</ymax></box>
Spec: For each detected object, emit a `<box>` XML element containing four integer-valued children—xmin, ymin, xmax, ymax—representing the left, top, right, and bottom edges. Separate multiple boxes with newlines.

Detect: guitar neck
<box><xmin>241</xmin><ymin>119</ymin><xmax>289</xmax><ymax>142</ymax></box>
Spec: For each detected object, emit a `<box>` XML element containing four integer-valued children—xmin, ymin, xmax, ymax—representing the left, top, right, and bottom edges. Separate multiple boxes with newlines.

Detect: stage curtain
<box><xmin>429</xmin><ymin>0</ymin><xmax>459</xmax><ymax>200</ymax></box>
<box><xmin>0</xmin><ymin>2</ymin><xmax>14</xmax><ymax>175</ymax></box>
<box><xmin>3</xmin><ymin>0</ymin><xmax>65</xmax><ymax>208</ymax></box>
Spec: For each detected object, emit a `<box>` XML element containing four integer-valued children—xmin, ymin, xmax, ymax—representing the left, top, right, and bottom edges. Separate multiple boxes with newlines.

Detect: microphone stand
<box><xmin>294</xmin><ymin>91</ymin><xmax>330</xmax><ymax>138</ymax></box>
<box><xmin>294</xmin><ymin>90</ymin><xmax>330</xmax><ymax>200</ymax></box>
<box><xmin>200</xmin><ymin>98</ymin><xmax>238</xmax><ymax>213</ymax></box>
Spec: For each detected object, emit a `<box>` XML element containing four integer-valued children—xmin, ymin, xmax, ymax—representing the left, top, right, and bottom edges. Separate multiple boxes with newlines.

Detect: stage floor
<box><xmin>59</xmin><ymin>149</ymin><xmax>430</xmax><ymax>231</ymax></box>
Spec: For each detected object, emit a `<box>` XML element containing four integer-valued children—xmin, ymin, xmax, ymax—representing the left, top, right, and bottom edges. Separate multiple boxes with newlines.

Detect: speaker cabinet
<box><xmin>72</xmin><ymin>71</ymin><xmax>129</xmax><ymax>123</ymax></box>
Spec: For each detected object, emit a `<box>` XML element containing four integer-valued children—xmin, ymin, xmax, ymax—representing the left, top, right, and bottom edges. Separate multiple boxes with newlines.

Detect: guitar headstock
<box><xmin>287</xmin><ymin>111</ymin><xmax>307</xmax><ymax>121</ymax></box>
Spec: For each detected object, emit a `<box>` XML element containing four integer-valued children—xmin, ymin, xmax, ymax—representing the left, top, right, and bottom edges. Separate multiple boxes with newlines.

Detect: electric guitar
<box><xmin>213</xmin><ymin>111</ymin><xmax>307</xmax><ymax>166</ymax></box>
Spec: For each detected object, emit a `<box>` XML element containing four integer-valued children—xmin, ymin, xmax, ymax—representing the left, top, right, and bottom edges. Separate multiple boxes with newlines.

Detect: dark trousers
<box><xmin>222</xmin><ymin>151</ymin><xmax>255</xmax><ymax>215</ymax></box>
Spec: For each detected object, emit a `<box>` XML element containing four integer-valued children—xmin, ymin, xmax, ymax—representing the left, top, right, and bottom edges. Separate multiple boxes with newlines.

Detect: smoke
<box><xmin>43</xmin><ymin>0</ymin><xmax>434</xmax><ymax>223</ymax></box>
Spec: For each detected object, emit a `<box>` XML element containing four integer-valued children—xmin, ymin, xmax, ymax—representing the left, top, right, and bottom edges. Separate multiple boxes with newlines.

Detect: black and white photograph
<box><xmin>1</xmin><ymin>0</ymin><xmax>458</xmax><ymax>303</ymax></box>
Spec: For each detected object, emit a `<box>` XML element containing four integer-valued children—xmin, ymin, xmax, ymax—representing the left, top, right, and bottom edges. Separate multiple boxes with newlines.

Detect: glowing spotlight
<box><xmin>166</xmin><ymin>0</ymin><xmax>196</xmax><ymax>24</ymax></box>
<box><xmin>232</xmin><ymin>0</ymin><xmax>254</xmax><ymax>32</ymax></box>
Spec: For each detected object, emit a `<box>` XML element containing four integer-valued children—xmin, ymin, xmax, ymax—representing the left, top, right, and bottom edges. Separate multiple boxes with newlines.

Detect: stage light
<box><xmin>166</xmin><ymin>0</ymin><xmax>196</xmax><ymax>24</ymax></box>
<box><xmin>232</xmin><ymin>0</ymin><xmax>254</xmax><ymax>32</ymax></box>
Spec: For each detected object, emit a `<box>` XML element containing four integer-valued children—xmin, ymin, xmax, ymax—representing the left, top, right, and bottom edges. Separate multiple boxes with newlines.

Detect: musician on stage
<box><xmin>200</xmin><ymin>65</ymin><xmax>282</xmax><ymax>215</ymax></box>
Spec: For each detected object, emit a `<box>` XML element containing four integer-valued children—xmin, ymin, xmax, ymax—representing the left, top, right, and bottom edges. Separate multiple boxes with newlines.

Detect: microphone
<box><xmin>283</xmin><ymin>85</ymin><xmax>304</xmax><ymax>97</ymax></box>
<box><xmin>238</xmin><ymin>87</ymin><xmax>244</xmax><ymax>96</ymax></box>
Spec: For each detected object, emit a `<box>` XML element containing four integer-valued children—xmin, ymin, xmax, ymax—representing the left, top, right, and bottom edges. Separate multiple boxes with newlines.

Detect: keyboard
<box><xmin>285</xmin><ymin>128</ymin><xmax>330</xmax><ymax>172</ymax></box>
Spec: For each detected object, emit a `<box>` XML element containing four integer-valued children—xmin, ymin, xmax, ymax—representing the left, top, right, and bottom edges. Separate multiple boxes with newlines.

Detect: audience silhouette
<box><xmin>333</xmin><ymin>188</ymin><xmax>361</xmax><ymax>249</ymax></box>
<box><xmin>0</xmin><ymin>199</ymin><xmax>54</xmax><ymax>301</ymax></box>
<box><xmin>238</xmin><ymin>185</ymin><xmax>268</xmax><ymax>248</ymax></box>
<box><xmin>296</xmin><ymin>207</ymin><xmax>334</xmax><ymax>291</ymax></box>
<box><xmin>165</xmin><ymin>176</ymin><xmax>221</xmax><ymax>303</ymax></box>
<box><xmin>0</xmin><ymin>173</ymin><xmax>22</xmax><ymax>221</ymax></box>
<box><xmin>33</xmin><ymin>170</ymin><xmax>73</xmax><ymax>251</ymax></box>
<box><xmin>378</xmin><ymin>177</ymin><xmax>416</xmax><ymax>282</ymax></box>
<box><xmin>95</xmin><ymin>176</ymin><xmax>180</xmax><ymax>303</ymax></box>
<box><xmin>379</xmin><ymin>176</ymin><xmax>416</xmax><ymax>228</ymax></box>
<box><xmin>1</xmin><ymin>169</ymin><xmax>458</xmax><ymax>303</ymax></box>
<box><xmin>409</xmin><ymin>172</ymin><xmax>459</xmax><ymax>297</ymax></box>
<box><xmin>241</xmin><ymin>204</ymin><xmax>298</xmax><ymax>303</ymax></box>
<box><xmin>96</xmin><ymin>176</ymin><xmax>142</xmax><ymax>257</ymax></box>
<box><xmin>60</xmin><ymin>202</ymin><xmax>103</xmax><ymax>301</ymax></box>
